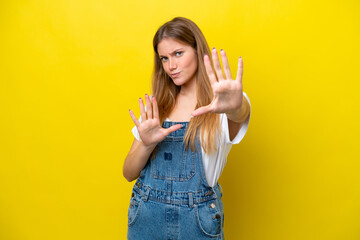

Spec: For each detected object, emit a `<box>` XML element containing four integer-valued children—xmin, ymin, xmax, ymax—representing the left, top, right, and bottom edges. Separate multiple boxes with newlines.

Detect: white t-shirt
<box><xmin>131</xmin><ymin>92</ymin><xmax>251</xmax><ymax>187</ymax></box>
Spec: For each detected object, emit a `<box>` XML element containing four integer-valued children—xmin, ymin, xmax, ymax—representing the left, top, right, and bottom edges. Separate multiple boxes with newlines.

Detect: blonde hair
<box><xmin>151</xmin><ymin>17</ymin><xmax>221</xmax><ymax>159</ymax></box>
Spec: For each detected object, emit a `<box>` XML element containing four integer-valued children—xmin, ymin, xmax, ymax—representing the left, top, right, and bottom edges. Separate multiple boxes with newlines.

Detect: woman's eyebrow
<box><xmin>159</xmin><ymin>48</ymin><xmax>184</xmax><ymax>58</ymax></box>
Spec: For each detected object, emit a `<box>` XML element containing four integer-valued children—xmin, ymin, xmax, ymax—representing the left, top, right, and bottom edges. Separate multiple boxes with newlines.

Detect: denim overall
<box><xmin>127</xmin><ymin>121</ymin><xmax>225</xmax><ymax>240</ymax></box>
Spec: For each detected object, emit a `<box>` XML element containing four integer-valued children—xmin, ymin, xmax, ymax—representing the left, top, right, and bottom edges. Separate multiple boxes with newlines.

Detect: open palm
<box><xmin>191</xmin><ymin>48</ymin><xmax>244</xmax><ymax>117</ymax></box>
<box><xmin>129</xmin><ymin>94</ymin><xmax>183</xmax><ymax>147</ymax></box>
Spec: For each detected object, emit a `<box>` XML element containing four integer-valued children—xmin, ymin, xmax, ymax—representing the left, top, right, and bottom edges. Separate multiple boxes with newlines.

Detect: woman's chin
<box><xmin>171</xmin><ymin>78</ymin><xmax>185</xmax><ymax>86</ymax></box>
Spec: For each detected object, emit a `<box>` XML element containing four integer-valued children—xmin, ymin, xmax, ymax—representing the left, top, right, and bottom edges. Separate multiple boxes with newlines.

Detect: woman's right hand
<box><xmin>129</xmin><ymin>94</ymin><xmax>183</xmax><ymax>148</ymax></box>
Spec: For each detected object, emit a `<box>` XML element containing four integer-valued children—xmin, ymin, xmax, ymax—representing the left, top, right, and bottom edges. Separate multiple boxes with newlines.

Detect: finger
<box><xmin>129</xmin><ymin>109</ymin><xmax>140</xmax><ymax>127</ymax></box>
<box><xmin>145</xmin><ymin>94</ymin><xmax>153</xmax><ymax>119</ymax></box>
<box><xmin>139</xmin><ymin>97</ymin><xmax>146</xmax><ymax>121</ymax></box>
<box><xmin>204</xmin><ymin>54</ymin><xmax>217</xmax><ymax>86</ymax></box>
<box><xmin>164</xmin><ymin>124</ymin><xmax>183</xmax><ymax>135</ymax></box>
<box><xmin>236</xmin><ymin>56</ymin><xmax>243</xmax><ymax>84</ymax></box>
<box><xmin>212</xmin><ymin>47</ymin><xmax>224</xmax><ymax>81</ymax></box>
<box><xmin>152</xmin><ymin>96</ymin><xmax>159</xmax><ymax>120</ymax></box>
<box><xmin>191</xmin><ymin>104</ymin><xmax>212</xmax><ymax>117</ymax></box>
<box><xmin>220</xmin><ymin>49</ymin><xmax>232</xmax><ymax>80</ymax></box>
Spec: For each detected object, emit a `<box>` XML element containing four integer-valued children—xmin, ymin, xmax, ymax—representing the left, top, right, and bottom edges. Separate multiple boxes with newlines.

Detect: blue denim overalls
<box><xmin>127</xmin><ymin>121</ymin><xmax>225</xmax><ymax>239</ymax></box>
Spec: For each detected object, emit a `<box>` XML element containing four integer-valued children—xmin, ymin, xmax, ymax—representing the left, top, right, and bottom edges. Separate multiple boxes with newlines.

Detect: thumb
<box><xmin>164</xmin><ymin>124</ymin><xmax>183</xmax><ymax>135</ymax></box>
<box><xmin>191</xmin><ymin>105</ymin><xmax>212</xmax><ymax>117</ymax></box>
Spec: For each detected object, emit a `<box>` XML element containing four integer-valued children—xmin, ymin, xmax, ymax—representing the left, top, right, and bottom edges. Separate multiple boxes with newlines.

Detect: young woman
<box><xmin>123</xmin><ymin>17</ymin><xmax>251</xmax><ymax>239</ymax></box>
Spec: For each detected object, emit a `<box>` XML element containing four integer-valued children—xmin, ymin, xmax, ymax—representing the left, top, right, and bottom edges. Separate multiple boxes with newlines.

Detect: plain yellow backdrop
<box><xmin>0</xmin><ymin>0</ymin><xmax>359</xmax><ymax>239</ymax></box>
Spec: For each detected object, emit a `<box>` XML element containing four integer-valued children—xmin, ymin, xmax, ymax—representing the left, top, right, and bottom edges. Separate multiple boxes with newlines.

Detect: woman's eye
<box><xmin>160</xmin><ymin>52</ymin><xmax>182</xmax><ymax>61</ymax></box>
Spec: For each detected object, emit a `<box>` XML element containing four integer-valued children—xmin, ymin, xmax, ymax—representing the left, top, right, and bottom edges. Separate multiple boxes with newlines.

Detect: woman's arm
<box><xmin>123</xmin><ymin>138</ymin><xmax>156</xmax><ymax>182</ymax></box>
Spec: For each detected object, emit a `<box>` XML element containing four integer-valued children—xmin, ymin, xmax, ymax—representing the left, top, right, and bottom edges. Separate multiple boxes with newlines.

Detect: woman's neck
<box><xmin>179</xmin><ymin>76</ymin><xmax>197</xmax><ymax>99</ymax></box>
<box><xmin>166</xmin><ymin>76</ymin><xmax>198</xmax><ymax>122</ymax></box>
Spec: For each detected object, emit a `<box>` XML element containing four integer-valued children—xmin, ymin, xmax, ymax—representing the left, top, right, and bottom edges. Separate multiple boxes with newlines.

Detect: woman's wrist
<box><xmin>140</xmin><ymin>140</ymin><xmax>157</xmax><ymax>151</ymax></box>
<box><xmin>225</xmin><ymin>95</ymin><xmax>249</xmax><ymax>123</ymax></box>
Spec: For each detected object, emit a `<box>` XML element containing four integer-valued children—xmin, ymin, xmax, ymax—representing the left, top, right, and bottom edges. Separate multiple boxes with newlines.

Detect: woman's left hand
<box><xmin>191</xmin><ymin>48</ymin><xmax>244</xmax><ymax>118</ymax></box>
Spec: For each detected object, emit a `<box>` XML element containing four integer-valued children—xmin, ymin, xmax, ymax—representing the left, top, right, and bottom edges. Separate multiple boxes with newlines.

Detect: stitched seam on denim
<box><xmin>152</xmin><ymin>142</ymin><xmax>195</xmax><ymax>181</ymax></box>
<box><xmin>135</xmin><ymin>183</ymin><xmax>214</xmax><ymax>195</ymax></box>
<box><xmin>194</xmin><ymin>205</ymin><xmax>222</xmax><ymax>237</ymax></box>
<box><xmin>128</xmin><ymin>199</ymin><xmax>142</xmax><ymax>227</ymax></box>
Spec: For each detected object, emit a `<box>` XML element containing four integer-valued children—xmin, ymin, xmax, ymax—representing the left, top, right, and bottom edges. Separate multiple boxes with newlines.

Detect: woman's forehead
<box><xmin>157</xmin><ymin>38</ymin><xmax>191</xmax><ymax>55</ymax></box>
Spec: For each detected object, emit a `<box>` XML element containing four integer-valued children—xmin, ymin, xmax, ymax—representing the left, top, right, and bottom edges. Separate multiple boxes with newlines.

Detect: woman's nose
<box><xmin>169</xmin><ymin>59</ymin><xmax>177</xmax><ymax>70</ymax></box>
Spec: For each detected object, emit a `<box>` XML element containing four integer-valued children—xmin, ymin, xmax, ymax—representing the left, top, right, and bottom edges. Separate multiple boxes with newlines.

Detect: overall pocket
<box><xmin>151</xmin><ymin>137</ymin><xmax>195</xmax><ymax>181</ymax></box>
<box><xmin>127</xmin><ymin>190</ymin><xmax>143</xmax><ymax>227</ymax></box>
<box><xmin>194</xmin><ymin>199</ymin><xmax>224</xmax><ymax>237</ymax></box>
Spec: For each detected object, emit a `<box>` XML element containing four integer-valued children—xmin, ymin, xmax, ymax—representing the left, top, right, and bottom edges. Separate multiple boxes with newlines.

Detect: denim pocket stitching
<box><xmin>194</xmin><ymin>201</ymin><xmax>223</xmax><ymax>237</ymax></box>
<box><xmin>151</xmin><ymin>141</ymin><xmax>195</xmax><ymax>181</ymax></box>
<box><xmin>128</xmin><ymin>192</ymin><xmax>143</xmax><ymax>227</ymax></box>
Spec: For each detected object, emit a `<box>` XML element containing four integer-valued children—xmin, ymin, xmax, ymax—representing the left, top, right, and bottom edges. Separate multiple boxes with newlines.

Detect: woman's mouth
<box><xmin>171</xmin><ymin>72</ymin><xmax>181</xmax><ymax>78</ymax></box>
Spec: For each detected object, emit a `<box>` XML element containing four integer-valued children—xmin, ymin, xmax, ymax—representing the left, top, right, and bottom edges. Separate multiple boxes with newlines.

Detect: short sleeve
<box><xmin>131</xmin><ymin>105</ymin><xmax>147</xmax><ymax>142</ymax></box>
<box><xmin>221</xmin><ymin>92</ymin><xmax>251</xmax><ymax>145</ymax></box>
<box><xmin>131</xmin><ymin>115</ymin><xmax>142</xmax><ymax>142</ymax></box>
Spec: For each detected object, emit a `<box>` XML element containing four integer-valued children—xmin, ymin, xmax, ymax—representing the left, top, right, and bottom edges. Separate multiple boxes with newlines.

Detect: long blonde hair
<box><xmin>151</xmin><ymin>17</ymin><xmax>221</xmax><ymax>158</ymax></box>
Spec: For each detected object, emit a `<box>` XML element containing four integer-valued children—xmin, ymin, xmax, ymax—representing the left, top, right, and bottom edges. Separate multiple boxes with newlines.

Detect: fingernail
<box><xmin>221</xmin><ymin>49</ymin><xmax>223</xmax><ymax>52</ymax></box>
<box><xmin>212</xmin><ymin>47</ymin><xmax>215</xmax><ymax>50</ymax></box>
<box><xmin>239</xmin><ymin>56</ymin><xmax>242</xmax><ymax>59</ymax></box>
<box><xmin>190</xmin><ymin>114</ymin><xmax>194</xmax><ymax>118</ymax></box>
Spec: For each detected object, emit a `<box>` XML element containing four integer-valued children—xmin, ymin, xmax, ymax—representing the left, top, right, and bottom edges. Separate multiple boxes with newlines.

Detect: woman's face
<box><xmin>157</xmin><ymin>38</ymin><xmax>198</xmax><ymax>87</ymax></box>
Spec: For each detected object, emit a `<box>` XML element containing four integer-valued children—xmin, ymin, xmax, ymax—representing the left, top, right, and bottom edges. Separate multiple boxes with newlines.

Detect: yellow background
<box><xmin>1</xmin><ymin>0</ymin><xmax>359</xmax><ymax>239</ymax></box>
